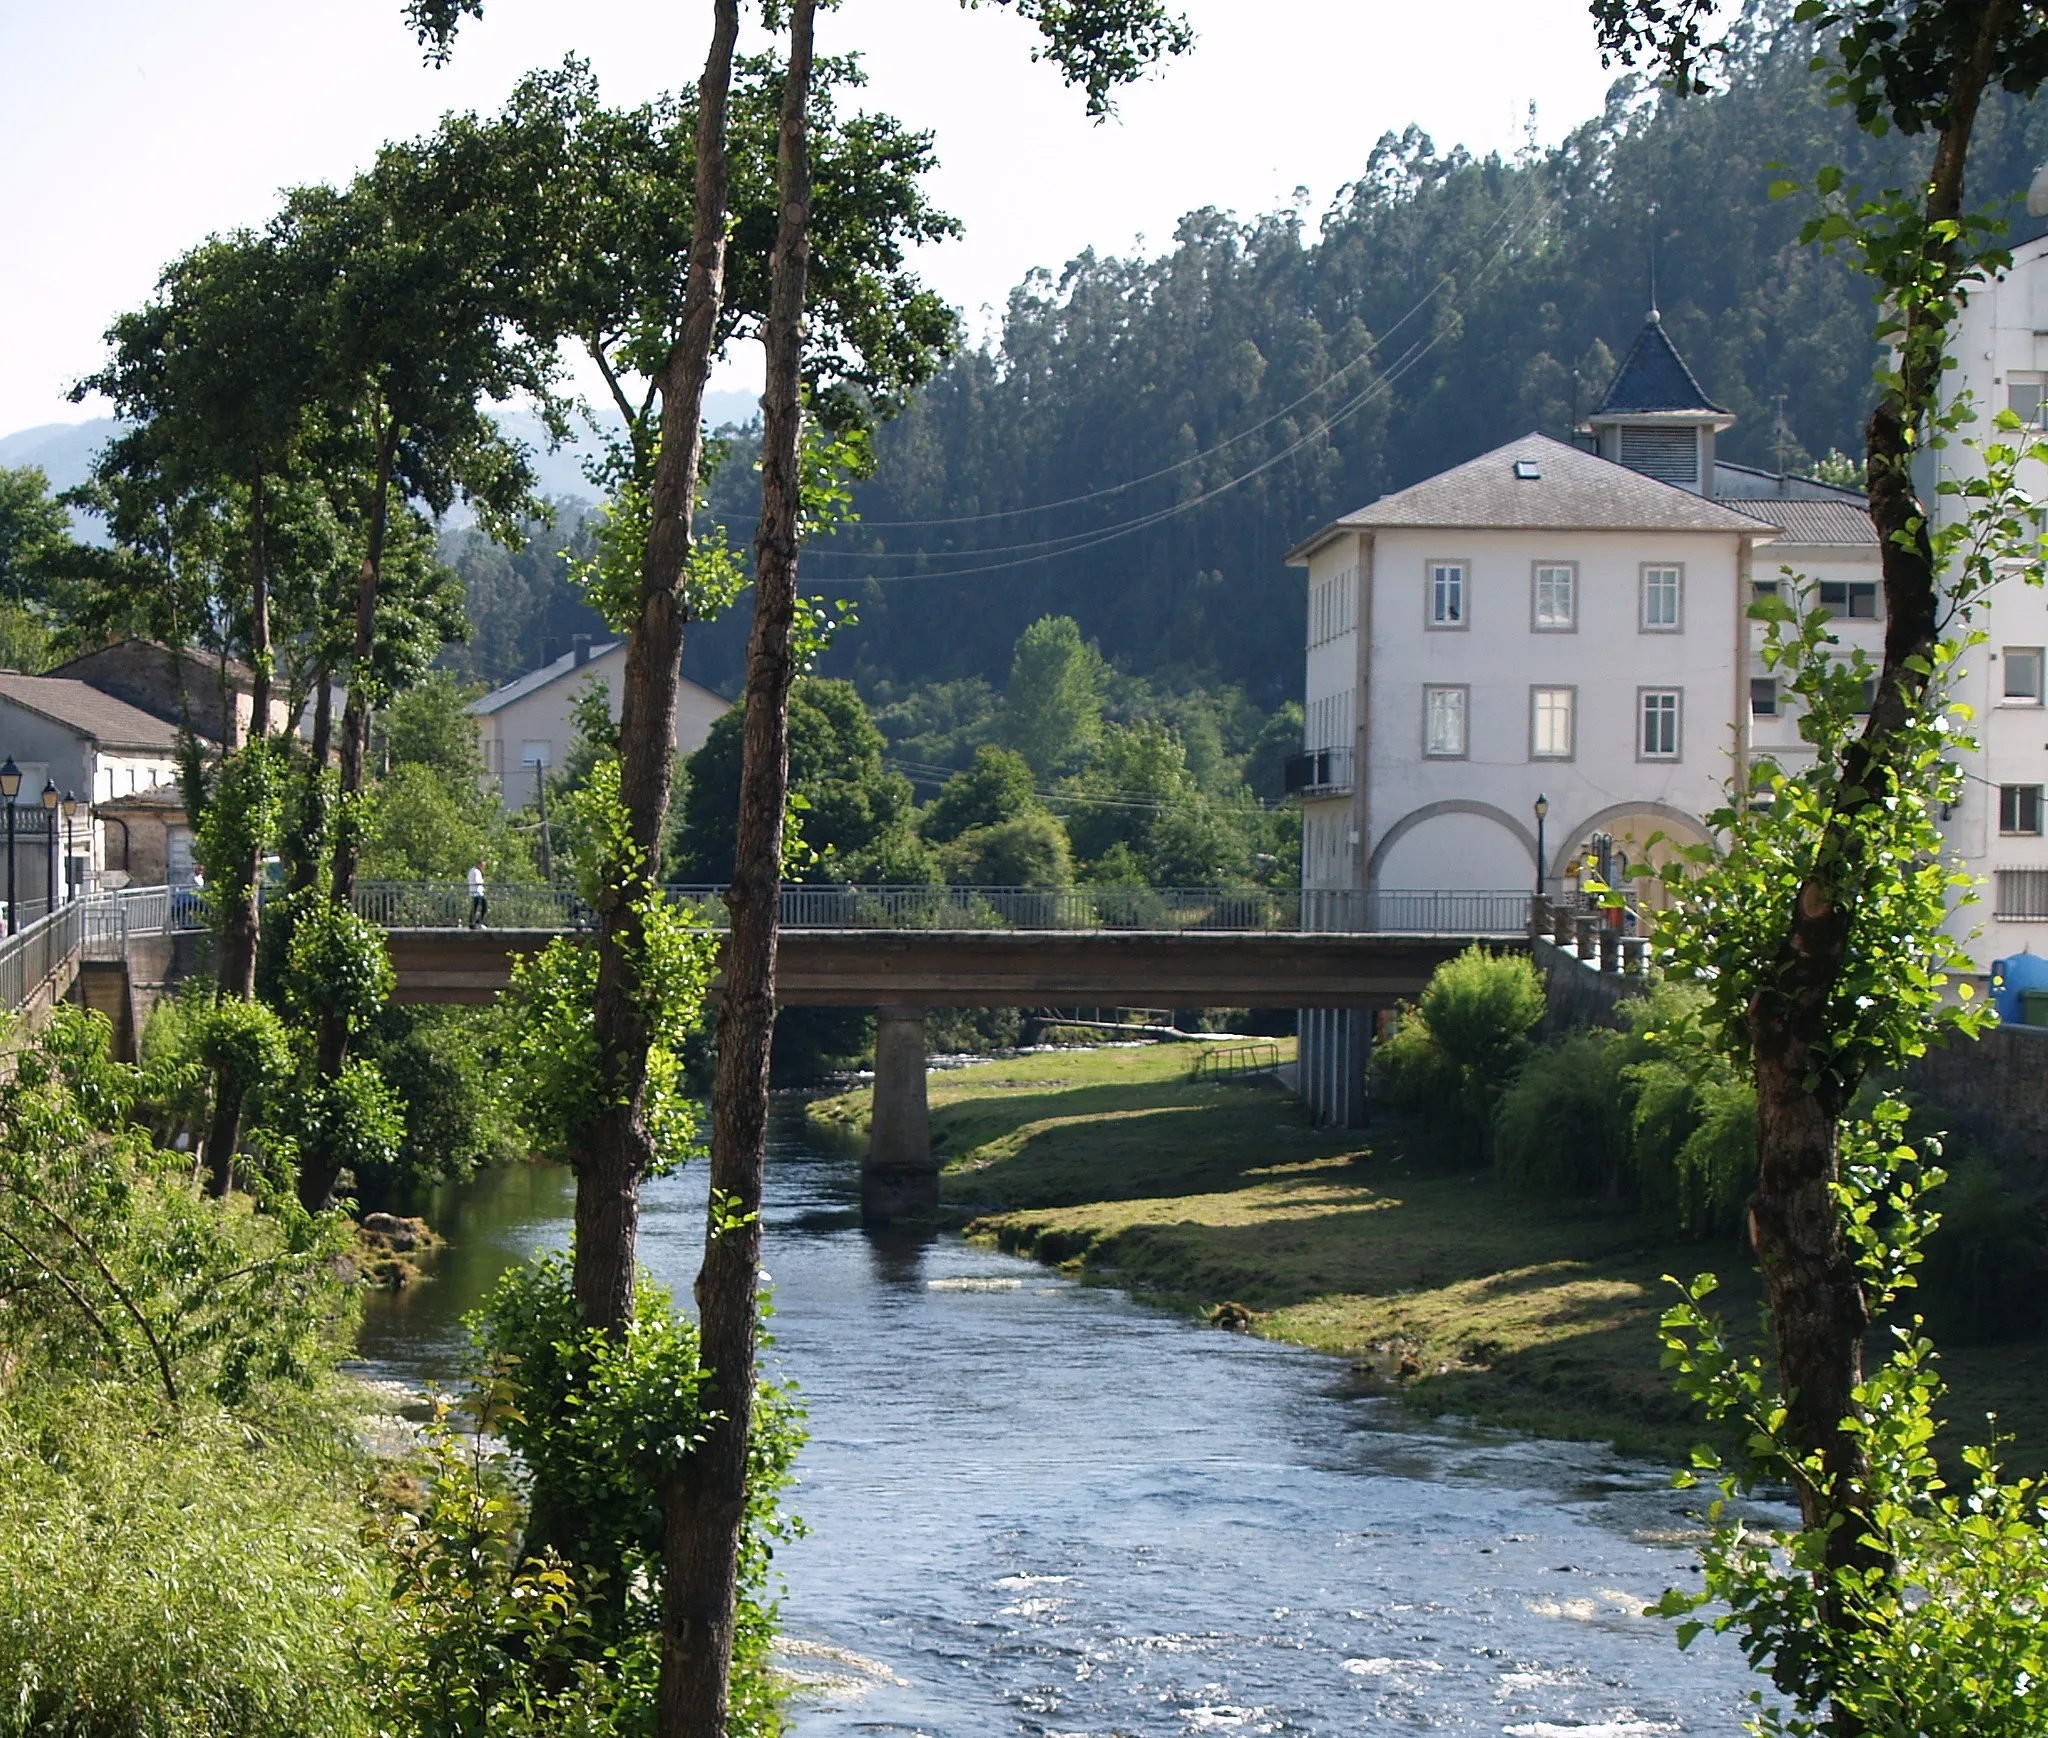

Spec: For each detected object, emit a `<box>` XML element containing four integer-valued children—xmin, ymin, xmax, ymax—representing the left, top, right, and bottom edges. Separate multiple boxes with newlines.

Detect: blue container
<box><xmin>1990</xmin><ymin>951</ymin><xmax>2048</xmax><ymax>1024</ymax></box>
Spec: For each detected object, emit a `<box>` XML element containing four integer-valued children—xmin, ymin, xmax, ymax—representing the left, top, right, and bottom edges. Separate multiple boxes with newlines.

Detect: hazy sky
<box><xmin>0</xmin><ymin>0</ymin><xmax>1619</xmax><ymax>437</ymax></box>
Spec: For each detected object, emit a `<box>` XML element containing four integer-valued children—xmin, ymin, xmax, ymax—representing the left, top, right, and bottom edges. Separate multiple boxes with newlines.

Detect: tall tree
<box><xmin>670</xmin><ymin>6</ymin><xmax>1192</xmax><ymax>1736</ymax></box>
<box><xmin>1591</xmin><ymin>0</ymin><xmax>2048</xmax><ymax>1727</ymax></box>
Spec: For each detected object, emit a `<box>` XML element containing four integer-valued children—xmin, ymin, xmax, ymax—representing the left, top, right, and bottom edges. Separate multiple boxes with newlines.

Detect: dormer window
<box><xmin>1513</xmin><ymin>459</ymin><xmax>1542</xmax><ymax>480</ymax></box>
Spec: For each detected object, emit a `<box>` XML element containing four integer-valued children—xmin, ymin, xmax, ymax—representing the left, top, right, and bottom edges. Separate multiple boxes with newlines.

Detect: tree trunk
<box><xmin>204</xmin><ymin>468</ymin><xmax>273</xmax><ymax>1198</ymax></box>
<box><xmin>574</xmin><ymin>0</ymin><xmax>741</xmax><ymax>1334</ymax></box>
<box><xmin>1743</xmin><ymin>4</ymin><xmax>2009</xmax><ymax>1701</ymax></box>
<box><xmin>299</xmin><ymin>417</ymin><xmax>397</xmax><ymax>1214</ymax></box>
<box><xmin>663</xmin><ymin>7</ymin><xmax>814</xmax><ymax>1734</ymax></box>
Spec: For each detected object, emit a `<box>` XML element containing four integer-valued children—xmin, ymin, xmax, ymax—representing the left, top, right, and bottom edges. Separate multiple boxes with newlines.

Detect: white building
<box><xmin>469</xmin><ymin>635</ymin><xmax>730</xmax><ymax>812</ymax></box>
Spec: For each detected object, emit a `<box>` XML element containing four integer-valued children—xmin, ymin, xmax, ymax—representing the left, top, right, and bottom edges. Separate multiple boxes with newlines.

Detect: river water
<box><xmin>356</xmin><ymin>1107</ymin><xmax>1761</xmax><ymax>1737</ymax></box>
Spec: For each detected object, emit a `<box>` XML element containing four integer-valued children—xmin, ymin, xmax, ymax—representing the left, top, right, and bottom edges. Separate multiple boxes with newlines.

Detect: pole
<box><xmin>5</xmin><ymin>802</ymin><xmax>15</xmax><ymax>937</ymax></box>
<box><xmin>535</xmin><ymin>760</ymin><xmax>554</xmax><ymax>883</ymax></box>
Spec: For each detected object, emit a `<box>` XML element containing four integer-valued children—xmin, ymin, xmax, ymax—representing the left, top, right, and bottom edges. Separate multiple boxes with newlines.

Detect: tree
<box><xmin>918</xmin><ymin>744</ymin><xmax>1039</xmax><ymax>843</ymax></box>
<box><xmin>1589</xmin><ymin>1</ymin><xmax>2048</xmax><ymax>1729</ymax></box>
<box><xmin>0</xmin><ymin>466</ymin><xmax>77</xmax><ymax>671</ymax></box>
<box><xmin>671</xmin><ymin>678</ymin><xmax>911</xmax><ymax>883</ymax></box>
<box><xmin>998</xmin><ymin>613</ymin><xmax>1107</xmax><ymax>776</ymax></box>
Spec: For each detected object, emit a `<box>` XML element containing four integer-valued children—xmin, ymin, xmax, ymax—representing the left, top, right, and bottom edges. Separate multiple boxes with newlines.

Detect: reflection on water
<box><xmin>359</xmin><ymin>1112</ymin><xmax>1758</xmax><ymax>1736</ymax></box>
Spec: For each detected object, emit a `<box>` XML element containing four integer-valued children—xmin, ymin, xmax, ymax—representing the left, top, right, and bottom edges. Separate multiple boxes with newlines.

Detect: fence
<box><xmin>0</xmin><ymin>887</ymin><xmax>174</xmax><ymax>1018</ymax></box>
<box><xmin>351</xmin><ymin>881</ymin><xmax>1534</xmax><ymax>937</ymax></box>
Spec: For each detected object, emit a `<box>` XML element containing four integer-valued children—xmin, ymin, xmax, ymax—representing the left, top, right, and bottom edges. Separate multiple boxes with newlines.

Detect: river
<box><xmin>356</xmin><ymin>1105</ymin><xmax>1761</xmax><ymax>1737</ymax></box>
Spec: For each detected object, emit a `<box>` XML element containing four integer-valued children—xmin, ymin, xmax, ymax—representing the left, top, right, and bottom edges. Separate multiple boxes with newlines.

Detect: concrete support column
<box><xmin>863</xmin><ymin>1004</ymin><xmax>936</xmax><ymax>1224</ymax></box>
<box><xmin>1295</xmin><ymin>1007</ymin><xmax>1370</xmax><ymax>1130</ymax></box>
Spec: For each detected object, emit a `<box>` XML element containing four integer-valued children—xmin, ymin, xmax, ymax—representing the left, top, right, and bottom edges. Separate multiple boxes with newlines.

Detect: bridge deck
<box><xmin>384</xmin><ymin>926</ymin><xmax>1508</xmax><ymax>1008</ymax></box>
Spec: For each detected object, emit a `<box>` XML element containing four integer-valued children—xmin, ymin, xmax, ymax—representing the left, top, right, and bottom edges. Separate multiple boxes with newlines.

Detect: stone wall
<box><xmin>1530</xmin><ymin>936</ymin><xmax>1644</xmax><ymax>1040</ymax></box>
<box><xmin>1906</xmin><ymin>1024</ymin><xmax>2048</xmax><ymax>1194</ymax></box>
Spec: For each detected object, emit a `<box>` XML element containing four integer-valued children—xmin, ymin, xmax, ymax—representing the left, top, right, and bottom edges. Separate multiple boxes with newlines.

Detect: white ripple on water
<box><xmin>1340</xmin><ymin>1656</ymin><xmax>1445</xmax><ymax>1676</ymax></box>
<box><xmin>926</xmin><ymin>1276</ymin><xmax>1023</xmax><ymax>1291</ymax></box>
<box><xmin>1503</xmin><ymin>1722</ymin><xmax>1678</xmax><ymax>1737</ymax></box>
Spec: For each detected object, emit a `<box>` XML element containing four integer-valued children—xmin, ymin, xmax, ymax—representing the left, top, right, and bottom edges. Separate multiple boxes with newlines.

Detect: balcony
<box><xmin>1284</xmin><ymin>747</ymin><xmax>1354</xmax><ymax>797</ymax></box>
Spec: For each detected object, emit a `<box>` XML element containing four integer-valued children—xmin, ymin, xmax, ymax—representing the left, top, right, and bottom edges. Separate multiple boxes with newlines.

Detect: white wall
<box><xmin>1361</xmin><ymin>525</ymin><xmax>1746</xmax><ymax>889</ymax></box>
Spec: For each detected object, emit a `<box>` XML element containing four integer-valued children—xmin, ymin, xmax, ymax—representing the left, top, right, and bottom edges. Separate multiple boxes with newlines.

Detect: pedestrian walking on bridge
<box><xmin>468</xmin><ymin>860</ymin><xmax>487</xmax><ymax>929</ymax></box>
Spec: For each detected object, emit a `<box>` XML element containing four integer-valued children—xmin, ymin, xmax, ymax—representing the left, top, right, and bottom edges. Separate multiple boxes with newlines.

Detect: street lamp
<box><xmin>0</xmin><ymin>758</ymin><xmax>18</xmax><ymax>936</ymax></box>
<box><xmin>61</xmin><ymin>791</ymin><xmax>80</xmax><ymax>902</ymax></box>
<box><xmin>1533</xmin><ymin>792</ymin><xmax>1549</xmax><ymax>902</ymax></box>
<box><xmin>40</xmin><ymin>781</ymin><xmax>56</xmax><ymax>921</ymax></box>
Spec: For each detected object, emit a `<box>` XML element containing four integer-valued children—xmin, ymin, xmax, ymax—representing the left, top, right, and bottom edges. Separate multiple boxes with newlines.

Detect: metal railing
<box><xmin>352</xmin><ymin>880</ymin><xmax>1533</xmax><ymax>937</ymax></box>
<box><xmin>1</xmin><ymin>887</ymin><xmax>174</xmax><ymax>1017</ymax></box>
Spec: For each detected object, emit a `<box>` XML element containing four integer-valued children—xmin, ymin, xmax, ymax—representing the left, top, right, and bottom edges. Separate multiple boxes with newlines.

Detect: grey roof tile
<box><xmin>1596</xmin><ymin>314</ymin><xmax>1730</xmax><ymax>417</ymax></box>
<box><xmin>0</xmin><ymin>674</ymin><xmax>191</xmax><ymax>750</ymax></box>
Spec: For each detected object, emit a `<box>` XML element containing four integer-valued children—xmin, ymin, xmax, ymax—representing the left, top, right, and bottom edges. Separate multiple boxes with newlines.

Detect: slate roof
<box><xmin>1751</xmin><ymin>499</ymin><xmax>1879</xmax><ymax>546</ymax></box>
<box><xmin>469</xmin><ymin>642</ymin><xmax>623</xmax><ymax>716</ymax></box>
<box><xmin>1285</xmin><ymin>433</ymin><xmax>1777</xmax><ymax>560</ymax></box>
<box><xmin>1594</xmin><ymin>312</ymin><xmax>1730</xmax><ymax>418</ymax></box>
<box><xmin>0</xmin><ymin>674</ymin><xmax>189</xmax><ymax>750</ymax></box>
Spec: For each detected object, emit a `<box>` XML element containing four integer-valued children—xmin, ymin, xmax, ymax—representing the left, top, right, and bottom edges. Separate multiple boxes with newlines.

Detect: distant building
<box><xmin>46</xmin><ymin>638</ymin><xmax>291</xmax><ymax>746</ymax></box>
<box><xmin>1287</xmin><ymin>308</ymin><xmax>1892</xmax><ymax>900</ymax></box>
<box><xmin>469</xmin><ymin>635</ymin><xmax>730</xmax><ymax>811</ymax></box>
<box><xmin>0</xmin><ymin>673</ymin><xmax>196</xmax><ymax>906</ymax></box>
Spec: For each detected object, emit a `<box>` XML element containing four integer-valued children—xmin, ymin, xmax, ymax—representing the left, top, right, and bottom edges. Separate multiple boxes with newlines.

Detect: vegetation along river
<box><xmin>357</xmin><ymin>1105</ymin><xmax>1764</xmax><ymax>1736</ymax></box>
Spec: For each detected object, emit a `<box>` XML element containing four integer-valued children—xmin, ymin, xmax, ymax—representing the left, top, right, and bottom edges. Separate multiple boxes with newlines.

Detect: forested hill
<box><xmin>785</xmin><ymin>7</ymin><xmax>2048</xmax><ymax>707</ymax></box>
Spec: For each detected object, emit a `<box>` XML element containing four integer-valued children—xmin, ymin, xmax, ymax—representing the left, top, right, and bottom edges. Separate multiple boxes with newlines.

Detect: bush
<box><xmin>939</xmin><ymin>811</ymin><xmax>1074</xmax><ymax>887</ymax></box>
<box><xmin>1376</xmin><ymin>947</ymin><xmax>1544</xmax><ymax>1159</ymax></box>
<box><xmin>1916</xmin><ymin>1156</ymin><xmax>2048</xmax><ymax>1344</ymax></box>
<box><xmin>0</xmin><ymin>1391</ymin><xmax>380</xmax><ymax>1738</ymax></box>
<box><xmin>1495</xmin><ymin>1027</ymin><xmax>1631</xmax><ymax>1197</ymax></box>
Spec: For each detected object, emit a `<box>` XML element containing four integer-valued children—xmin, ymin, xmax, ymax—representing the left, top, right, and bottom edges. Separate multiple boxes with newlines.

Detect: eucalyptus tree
<box><xmin>1592</xmin><ymin>0</ymin><xmax>2048</xmax><ymax>1728</ymax></box>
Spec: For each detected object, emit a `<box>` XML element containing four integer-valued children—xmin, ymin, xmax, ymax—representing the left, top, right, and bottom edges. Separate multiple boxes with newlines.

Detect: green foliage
<box><xmin>1493</xmin><ymin>983</ymin><xmax>1755</xmax><ymax>1239</ymax></box>
<box><xmin>195</xmin><ymin>736</ymin><xmax>283</xmax><ymax>921</ymax></box>
<box><xmin>939</xmin><ymin>811</ymin><xmax>1074</xmax><ymax>888</ymax></box>
<box><xmin>670</xmin><ymin>678</ymin><xmax>913</xmax><ymax>883</ymax></box>
<box><xmin>1914</xmin><ymin>1154</ymin><xmax>2048</xmax><ymax>1345</ymax></box>
<box><xmin>268</xmin><ymin>1058</ymin><xmax>409</xmax><ymax>1208</ymax></box>
<box><xmin>999</xmin><ymin>614</ymin><xmax>1107</xmax><ymax>777</ymax></box>
<box><xmin>367</xmin><ymin>1397</ymin><xmax>653</xmax><ymax>1737</ymax></box>
<box><xmin>467</xmin><ymin>1257</ymin><xmax>804</xmax><ymax>1732</ymax></box>
<box><xmin>1655</xmin><ymin>1100</ymin><xmax>2048</xmax><ymax>1737</ymax></box>
<box><xmin>360</xmin><ymin>761</ymin><xmax>532</xmax><ymax>882</ymax></box>
<box><xmin>0</xmin><ymin>1389</ymin><xmax>380</xmax><ymax>1738</ymax></box>
<box><xmin>1375</xmin><ymin>947</ymin><xmax>1544</xmax><ymax>1159</ymax></box>
<box><xmin>918</xmin><ymin>744</ymin><xmax>1039</xmax><ymax>844</ymax></box>
<box><xmin>359</xmin><ymin>1005</ymin><xmax>525</xmax><ymax>1207</ymax></box>
<box><xmin>380</xmin><ymin>668</ymin><xmax>487</xmax><ymax>783</ymax></box>
<box><xmin>283</xmin><ymin>898</ymin><xmax>396</xmax><ymax>1035</ymax></box>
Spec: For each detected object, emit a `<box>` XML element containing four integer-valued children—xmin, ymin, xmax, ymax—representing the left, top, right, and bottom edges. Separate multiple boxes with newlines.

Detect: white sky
<box><xmin>0</xmin><ymin>0</ymin><xmax>1619</xmax><ymax>437</ymax></box>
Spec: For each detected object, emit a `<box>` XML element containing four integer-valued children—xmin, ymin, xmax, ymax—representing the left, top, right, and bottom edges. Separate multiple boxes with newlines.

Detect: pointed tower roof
<box><xmin>1593</xmin><ymin>310</ymin><xmax>1732</xmax><ymax>421</ymax></box>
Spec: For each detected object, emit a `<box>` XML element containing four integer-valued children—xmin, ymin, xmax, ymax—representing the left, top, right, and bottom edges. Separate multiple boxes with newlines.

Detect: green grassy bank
<box><xmin>807</xmin><ymin>1043</ymin><xmax>2048</xmax><ymax>1467</ymax></box>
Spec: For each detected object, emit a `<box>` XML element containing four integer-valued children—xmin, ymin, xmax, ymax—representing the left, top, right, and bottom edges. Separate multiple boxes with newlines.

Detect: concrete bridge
<box><xmin>6</xmin><ymin>882</ymin><xmax>1559</xmax><ymax>1222</ymax></box>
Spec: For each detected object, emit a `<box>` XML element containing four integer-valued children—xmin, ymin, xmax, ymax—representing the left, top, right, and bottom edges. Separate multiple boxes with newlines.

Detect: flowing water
<box><xmin>356</xmin><ymin>1107</ymin><xmax>1762</xmax><ymax>1737</ymax></box>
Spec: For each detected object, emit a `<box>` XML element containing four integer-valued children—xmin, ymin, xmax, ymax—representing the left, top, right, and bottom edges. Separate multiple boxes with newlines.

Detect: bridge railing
<box><xmin>1</xmin><ymin>886</ymin><xmax>174</xmax><ymax>1017</ymax></box>
<box><xmin>353</xmin><ymin>880</ymin><xmax>1533</xmax><ymax>936</ymax></box>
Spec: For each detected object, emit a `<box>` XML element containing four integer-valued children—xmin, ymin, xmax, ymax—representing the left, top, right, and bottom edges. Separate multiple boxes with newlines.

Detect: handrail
<box><xmin>0</xmin><ymin>886</ymin><xmax>179</xmax><ymax>1018</ymax></box>
<box><xmin>351</xmin><ymin>880</ymin><xmax>1533</xmax><ymax>937</ymax></box>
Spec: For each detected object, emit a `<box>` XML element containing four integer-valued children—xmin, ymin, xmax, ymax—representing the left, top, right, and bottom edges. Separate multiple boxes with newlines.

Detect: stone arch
<box><xmin>1549</xmin><ymin>799</ymin><xmax>1715</xmax><ymax>884</ymax></box>
<box><xmin>1368</xmin><ymin>799</ymin><xmax>1539</xmax><ymax>888</ymax></box>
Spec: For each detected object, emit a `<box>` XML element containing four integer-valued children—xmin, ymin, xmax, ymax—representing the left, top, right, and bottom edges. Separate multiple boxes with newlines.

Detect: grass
<box><xmin>807</xmin><ymin>1041</ymin><xmax>2048</xmax><ymax>1468</ymax></box>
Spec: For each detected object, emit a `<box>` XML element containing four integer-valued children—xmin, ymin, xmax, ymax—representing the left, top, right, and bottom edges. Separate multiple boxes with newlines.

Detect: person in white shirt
<box><xmin>468</xmin><ymin>861</ymin><xmax>487</xmax><ymax>929</ymax></box>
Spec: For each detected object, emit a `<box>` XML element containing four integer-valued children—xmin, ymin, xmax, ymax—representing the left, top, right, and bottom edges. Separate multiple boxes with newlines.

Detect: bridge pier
<box><xmin>1297</xmin><ymin>1007</ymin><xmax>1370</xmax><ymax>1129</ymax></box>
<box><xmin>863</xmin><ymin>1005</ymin><xmax>937</xmax><ymax>1224</ymax></box>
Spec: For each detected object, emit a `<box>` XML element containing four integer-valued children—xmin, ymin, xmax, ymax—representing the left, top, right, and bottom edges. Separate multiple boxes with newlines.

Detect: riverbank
<box><xmin>807</xmin><ymin>1043</ymin><xmax>2048</xmax><ymax>1466</ymax></box>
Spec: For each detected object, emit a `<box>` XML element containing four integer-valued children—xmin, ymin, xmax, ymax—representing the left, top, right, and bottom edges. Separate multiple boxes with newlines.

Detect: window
<box><xmin>1996</xmin><ymin>868</ymin><xmax>2048</xmax><ymax>918</ymax></box>
<box><xmin>1530</xmin><ymin>686</ymin><xmax>1575</xmax><ymax>760</ymax></box>
<box><xmin>1818</xmin><ymin>580</ymin><xmax>1879</xmax><ymax>620</ymax></box>
<box><xmin>2001</xmin><ymin>784</ymin><xmax>2044</xmax><ymax>835</ymax></box>
<box><xmin>2004</xmin><ymin>648</ymin><xmax>2044</xmax><ymax>704</ymax></box>
<box><xmin>1423</xmin><ymin>685</ymin><xmax>1468</xmax><ymax>757</ymax></box>
<box><xmin>1427</xmin><ymin>560</ymin><xmax>1467</xmax><ymax>628</ymax></box>
<box><xmin>1532</xmin><ymin>562</ymin><xmax>1576</xmax><ymax>631</ymax></box>
<box><xmin>1855</xmin><ymin>678</ymin><xmax>1876</xmax><ymax>716</ymax></box>
<box><xmin>1641</xmin><ymin>564</ymin><xmax>1683</xmax><ymax>631</ymax></box>
<box><xmin>1640</xmin><ymin>688</ymin><xmax>1682</xmax><ymax>759</ymax></box>
<box><xmin>2009</xmin><ymin>372</ymin><xmax>2047</xmax><ymax>426</ymax></box>
<box><xmin>1751</xmin><ymin>577</ymin><xmax>1781</xmax><ymax>605</ymax></box>
<box><xmin>1750</xmin><ymin>677</ymin><xmax>1779</xmax><ymax>719</ymax></box>
<box><xmin>519</xmin><ymin>740</ymin><xmax>551</xmax><ymax>769</ymax></box>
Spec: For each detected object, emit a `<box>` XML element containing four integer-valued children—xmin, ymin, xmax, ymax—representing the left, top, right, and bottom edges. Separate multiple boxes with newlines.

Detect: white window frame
<box><xmin>1426</xmin><ymin>559</ymin><xmax>1469</xmax><ymax>630</ymax></box>
<box><xmin>1750</xmin><ymin>677</ymin><xmax>1779</xmax><ymax>720</ymax></box>
<box><xmin>1639</xmin><ymin>687</ymin><xmax>1683</xmax><ymax>761</ymax></box>
<box><xmin>1423</xmin><ymin>684</ymin><xmax>1469</xmax><ymax>759</ymax></box>
<box><xmin>2009</xmin><ymin>371</ymin><xmax>2047</xmax><ymax>427</ymax></box>
<box><xmin>1640</xmin><ymin>563</ymin><xmax>1683</xmax><ymax>633</ymax></box>
<box><xmin>2002</xmin><ymin>647</ymin><xmax>2045</xmax><ymax>706</ymax></box>
<box><xmin>1531</xmin><ymin>561</ymin><xmax>1577</xmax><ymax>632</ymax></box>
<box><xmin>1529</xmin><ymin>685</ymin><xmax>1576</xmax><ymax>761</ymax></box>
<box><xmin>1999</xmin><ymin>783</ymin><xmax>2044</xmax><ymax>836</ymax></box>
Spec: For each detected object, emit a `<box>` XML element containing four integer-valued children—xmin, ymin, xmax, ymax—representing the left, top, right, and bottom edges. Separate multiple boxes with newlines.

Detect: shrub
<box><xmin>1376</xmin><ymin>947</ymin><xmax>1544</xmax><ymax>1159</ymax></box>
<box><xmin>940</xmin><ymin>811</ymin><xmax>1074</xmax><ymax>887</ymax></box>
<box><xmin>1916</xmin><ymin>1156</ymin><xmax>2048</xmax><ymax>1344</ymax></box>
<box><xmin>1495</xmin><ymin>1027</ymin><xmax>1631</xmax><ymax>1197</ymax></box>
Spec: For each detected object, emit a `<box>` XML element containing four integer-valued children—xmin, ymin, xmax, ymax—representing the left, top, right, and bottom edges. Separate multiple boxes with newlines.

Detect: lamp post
<box><xmin>0</xmin><ymin>758</ymin><xmax>18</xmax><ymax>935</ymax></box>
<box><xmin>61</xmin><ymin>791</ymin><xmax>79</xmax><ymax>903</ymax></box>
<box><xmin>1533</xmin><ymin>792</ymin><xmax>1549</xmax><ymax>901</ymax></box>
<box><xmin>40</xmin><ymin>780</ymin><xmax>56</xmax><ymax>922</ymax></box>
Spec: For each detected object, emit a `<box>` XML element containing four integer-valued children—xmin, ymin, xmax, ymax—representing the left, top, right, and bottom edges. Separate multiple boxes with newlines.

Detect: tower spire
<box><xmin>1648</xmin><ymin>199</ymin><xmax>1660</xmax><ymax>318</ymax></box>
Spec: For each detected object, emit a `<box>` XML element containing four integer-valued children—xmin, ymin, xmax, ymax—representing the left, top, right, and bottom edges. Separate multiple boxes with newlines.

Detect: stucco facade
<box><xmin>470</xmin><ymin>638</ymin><xmax>730</xmax><ymax>812</ymax></box>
